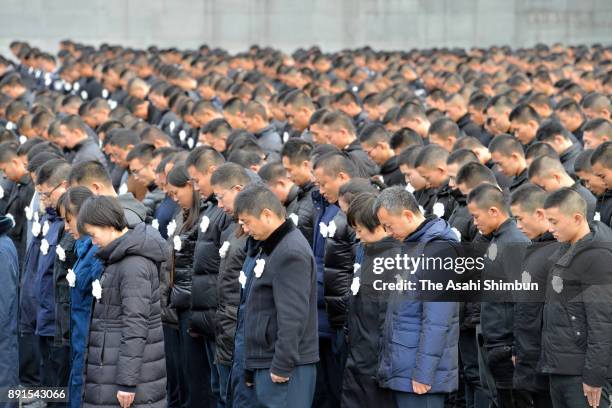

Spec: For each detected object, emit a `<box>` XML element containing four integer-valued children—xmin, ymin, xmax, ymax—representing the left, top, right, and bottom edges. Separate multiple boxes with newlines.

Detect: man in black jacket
<box><xmin>235</xmin><ymin>185</ymin><xmax>318</xmax><ymax>408</ymax></box>
<box><xmin>415</xmin><ymin>144</ymin><xmax>457</xmax><ymax>220</ymax></box>
<box><xmin>489</xmin><ymin>135</ymin><xmax>529</xmax><ymax>194</ymax></box>
<box><xmin>535</xmin><ymin>120</ymin><xmax>582</xmax><ymax>179</ymax></box>
<box><xmin>0</xmin><ymin>141</ymin><xmax>35</xmax><ymax>265</ymax></box>
<box><xmin>53</xmin><ymin>114</ymin><xmax>107</xmax><ymax>167</ymax></box>
<box><xmin>591</xmin><ymin>142</ymin><xmax>612</xmax><ymax>228</ymax></box>
<box><xmin>467</xmin><ymin>184</ymin><xmax>531</xmax><ymax>408</ymax></box>
<box><xmin>529</xmin><ymin>156</ymin><xmax>597</xmax><ymax>221</ymax></box>
<box><xmin>541</xmin><ymin>188</ymin><xmax>612</xmax><ymax>408</ymax></box>
<box><xmin>510</xmin><ymin>184</ymin><xmax>558</xmax><ymax>408</ymax></box>
<box><xmin>358</xmin><ymin>123</ymin><xmax>404</xmax><ymax>187</ymax></box>
<box><xmin>323</xmin><ymin>111</ymin><xmax>378</xmax><ymax>178</ymax></box>
<box><xmin>259</xmin><ymin>162</ymin><xmax>315</xmax><ymax>245</ymax></box>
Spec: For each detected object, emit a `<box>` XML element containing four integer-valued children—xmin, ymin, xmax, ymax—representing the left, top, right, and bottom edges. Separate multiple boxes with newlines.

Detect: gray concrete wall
<box><xmin>0</xmin><ymin>0</ymin><xmax>610</xmax><ymax>56</ymax></box>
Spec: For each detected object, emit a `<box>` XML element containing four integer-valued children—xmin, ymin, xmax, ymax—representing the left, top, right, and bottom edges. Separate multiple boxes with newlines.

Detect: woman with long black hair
<box><xmin>77</xmin><ymin>195</ymin><xmax>167</xmax><ymax>408</ymax></box>
<box><xmin>164</xmin><ymin>162</ymin><xmax>214</xmax><ymax>408</ymax></box>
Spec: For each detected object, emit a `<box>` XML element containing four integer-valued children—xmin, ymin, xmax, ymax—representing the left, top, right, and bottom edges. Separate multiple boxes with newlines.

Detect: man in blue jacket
<box><xmin>234</xmin><ymin>185</ymin><xmax>319</xmax><ymax>408</ymax></box>
<box><xmin>374</xmin><ymin>186</ymin><xmax>460</xmax><ymax>408</ymax></box>
<box><xmin>0</xmin><ymin>214</ymin><xmax>19</xmax><ymax>405</ymax></box>
<box><xmin>32</xmin><ymin>160</ymin><xmax>71</xmax><ymax>390</ymax></box>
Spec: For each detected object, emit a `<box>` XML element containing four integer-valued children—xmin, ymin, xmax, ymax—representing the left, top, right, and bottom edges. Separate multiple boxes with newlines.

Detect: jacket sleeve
<box><xmin>582</xmin><ymin>254</ymin><xmax>612</xmax><ymax>387</ymax></box>
<box><xmin>270</xmin><ymin>249</ymin><xmax>314</xmax><ymax>377</ymax></box>
<box><xmin>116</xmin><ymin>257</ymin><xmax>153</xmax><ymax>389</ymax></box>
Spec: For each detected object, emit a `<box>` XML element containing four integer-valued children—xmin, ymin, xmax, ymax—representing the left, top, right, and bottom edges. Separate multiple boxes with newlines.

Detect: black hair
<box><xmin>510</xmin><ymin>183</ymin><xmax>547</xmax><ymax>213</ymax></box>
<box><xmin>35</xmin><ymin>159</ymin><xmax>70</xmax><ymax>186</ymax></box>
<box><xmin>390</xmin><ymin>128</ymin><xmax>423</xmax><ymax>151</ymax></box>
<box><xmin>543</xmin><ymin>187</ymin><xmax>587</xmax><ymax>217</ymax></box>
<box><xmin>456</xmin><ymin>162</ymin><xmax>497</xmax><ymax>190</ymax></box>
<box><xmin>467</xmin><ymin>183</ymin><xmax>509</xmax><ymax>214</ymax></box>
<box><xmin>339</xmin><ymin>178</ymin><xmax>379</xmax><ymax>206</ymax></box>
<box><xmin>312</xmin><ymin>152</ymin><xmax>357</xmax><ymax>178</ymax></box>
<box><xmin>591</xmin><ymin>141</ymin><xmax>612</xmax><ymax>169</ymax></box>
<box><xmin>68</xmin><ymin>160</ymin><xmax>113</xmax><ymax>187</ymax></box>
<box><xmin>234</xmin><ymin>184</ymin><xmax>285</xmax><ymax>218</ymax></box>
<box><xmin>57</xmin><ymin>186</ymin><xmax>94</xmax><ymax>219</ymax></box>
<box><xmin>281</xmin><ymin>138</ymin><xmax>313</xmax><ymax>164</ymax></box>
<box><xmin>347</xmin><ymin>192</ymin><xmax>381</xmax><ymax>232</ymax></box>
<box><xmin>77</xmin><ymin>195</ymin><xmax>128</xmax><ymax>235</ymax></box>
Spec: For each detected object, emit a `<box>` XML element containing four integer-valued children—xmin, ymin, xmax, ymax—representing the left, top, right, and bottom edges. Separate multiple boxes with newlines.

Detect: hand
<box><xmin>511</xmin><ymin>355</ymin><xmax>516</xmax><ymax>366</ymax></box>
<box><xmin>116</xmin><ymin>391</ymin><xmax>135</xmax><ymax>408</ymax></box>
<box><xmin>271</xmin><ymin>373</ymin><xmax>289</xmax><ymax>383</ymax></box>
<box><xmin>412</xmin><ymin>380</ymin><xmax>431</xmax><ymax>394</ymax></box>
<box><xmin>583</xmin><ymin>383</ymin><xmax>602</xmax><ymax>408</ymax></box>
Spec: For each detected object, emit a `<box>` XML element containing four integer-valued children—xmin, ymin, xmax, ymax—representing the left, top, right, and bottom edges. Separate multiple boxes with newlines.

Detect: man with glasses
<box><xmin>127</xmin><ymin>142</ymin><xmax>165</xmax><ymax>217</ymax></box>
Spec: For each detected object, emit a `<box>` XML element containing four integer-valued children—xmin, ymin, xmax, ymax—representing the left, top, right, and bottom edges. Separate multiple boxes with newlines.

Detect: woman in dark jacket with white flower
<box><xmin>77</xmin><ymin>195</ymin><xmax>167</xmax><ymax>408</ymax></box>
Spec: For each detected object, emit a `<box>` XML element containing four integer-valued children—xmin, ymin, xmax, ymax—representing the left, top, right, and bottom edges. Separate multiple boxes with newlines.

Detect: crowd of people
<box><xmin>0</xmin><ymin>39</ymin><xmax>611</xmax><ymax>408</ymax></box>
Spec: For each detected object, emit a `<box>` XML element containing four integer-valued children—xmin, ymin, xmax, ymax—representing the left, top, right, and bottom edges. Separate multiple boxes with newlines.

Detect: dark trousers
<box><xmin>460</xmin><ymin>328</ymin><xmax>491</xmax><ymax>408</ymax></box>
<box><xmin>394</xmin><ymin>392</ymin><xmax>446</xmax><ymax>408</ymax></box>
<box><xmin>217</xmin><ymin>363</ymin><xmax>231</xmax><ymax>407</ymax></box>
<box><xmin>164</xmin><ymin>324</ymin><xmax>187</xmax><ymax>408</ymax></box>
<box><xmin>19</xmin><ymin>333</ymin><xmax>40</xmax><ymax>386</ymax></box>
<box><xmin>178</xmin><ymin>309</ymin><xmax>214</xmax><ymax>408</ymax></box>
<box><xmin>531</xmin><ymin>391</ymin><xmax>552</xmax><ymax>408</ymax></box>
<box><xmin>550</xmin><ymin>375</ymin><xmax>611</xmax><ymax>408</ymax></box>
<box><xmin>204</xmin><ymin>338</ymin><xmax>222</xmax><ymax>408</ymax></box>
<box><xmin>253</xmin><ymin>364</ymin><xmax>316</xmax><ymax>408</ymax></box>
<box><xmin>39</xmin><ymin>335</ymin><xmax>70</xmax><ymax>407</ymax></box>
<box><xmin>313</xmin><ymin>336</ymin><xmax>343</xmax><ymax>408</ymax></box>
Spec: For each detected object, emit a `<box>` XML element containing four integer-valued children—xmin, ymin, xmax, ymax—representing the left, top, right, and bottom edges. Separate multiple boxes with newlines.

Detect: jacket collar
<box><xmin>285</xmin><ymin>185</ymin><xmax>299</xmax><ymax>206</ymax></box>
<box><xmin>261</xmin><ymin>219</ymin><xmax>295</xmax><ymax>255</ymax></box>
<box><xmin>0</xmin><ymin>216</ymin><xmax>13</xmax><ymax>235</ymax></box>
<box><xmin>491</xmin><ymin>217</ymin><xmax>515</xmax><ymax>239</ymax></box>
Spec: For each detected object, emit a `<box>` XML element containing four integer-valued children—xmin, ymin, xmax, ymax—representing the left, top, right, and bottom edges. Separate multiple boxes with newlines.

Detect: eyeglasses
<box><xmin>40</xmin><ymin>182</ymin><xmax>63</xmax><ymax>199</ymax></box>
<box><xmin>131</xmin><ymin>164</ymin><xmax>147</xmax><ymax>175</ymax></box>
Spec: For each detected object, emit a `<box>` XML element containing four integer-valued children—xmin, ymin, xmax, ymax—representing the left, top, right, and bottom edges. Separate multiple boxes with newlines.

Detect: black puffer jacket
<box><xmin>323</xmin><ymin>210</ymin><xmax>357</xmax><ymax>329</ymax></box>
<box><xmin>53</xmin><ymin>231</ymin><xmax>77</xmax><ymax>346</ymax></box>
<box><xmin>3</xmin><ymin>174</ymin><xmax>34</xmax><ymax>265</ymax></box>
<box><xmin>189</xmin><ymin>197</ymin><xmax>231</xmax><ymax>337</ymax></box>
<box><xmin>215</xmin><ymin>221</ymin><xmax>247</xmax><ymax>366</ymax></box>
<box><xmin>170</xmin><ymin>207</ymin><xmax>204</xmax><ymax>311</ymax></box>
<box><xmin>285</xmin><ymin>182</ymin><xmax>315</xmax><ymax>247</ymax></box>
<box><xmin>83</xmin><ymin>223</ymin><xmax>167</xmax><ymax>408</ymax></box>
<box><xmin>513</xmin><ymin>232</ymin><xmax>559</xmax><ymax>392</ymax></box>
<box><xmin>540</xmin><ymin>222</ymin><xmax>612</xmax><ymax>387</ymax></box>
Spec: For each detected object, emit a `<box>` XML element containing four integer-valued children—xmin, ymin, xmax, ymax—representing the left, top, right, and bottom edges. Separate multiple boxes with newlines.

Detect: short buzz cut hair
<box><xmin>488</xmin><ymin>134</ymin><xmax>525</xmax><ymax>158</ymax></box>
<box><xmin>428</xmin><ymin>117</ymin><xmax>460</xmax><ymax>141</ymax></box>
<box><xmin>528</xmin><ymin>155</ymin><xmax>568</xmax><ymax>180</ymax></box>
<box><xmin>358</xmin><ymin>122</ymin><xmax>390</xmax><ymax>146</ymax></box>
<box><xmin>347</xmin><ymin>192</ymin><xmax>381</xmax><ymax>232</ymax></box>
<box><xmin>186</xmin><ymin>145</ymin><xmax>226</xmax><ymax>173</ymax></box>
<box><xmin>373</xmin><ymin>185</ymin><xmax>421</xmax><ymax>216</ymax></box>
<box><xmin>414</xmin><ymin>144</ymin><xmax>449</xmax><ymax>168</ymax></box>
<box><xmin>510</xmin><ymin>183</ymin><xmax>548</xmax><ymax>214</ymax></box>
<box><xmin>312</xmin><ymin>152</ymin><xmax>357</xmax><ymax>178</ymax></box>
<box><xmin>126</xmin><ymin>142</ymin><xmax>155</xmax><ymax>163</ymax></box>
<box><xmin>467</xmin><ymin>183</ymin><xmax>510</xmax><ymax>215</ymax></box>
<box><xmin>591</xmin><ymin>141</ymin><xmax>612</xmax><ymax>169</ymax></box>
<box><xmin>280</xmin><ymin>138</ymin><xmax>313</xmax><ymax>164</ymax></box>
<box><xmin>258</xmin><ymin>162</ymin><xmax>288</xmax><ymax>184</ymax></box>
<box><xmin>68</xmin><ymin>160</ymin><xmax>113</xmax><ymax>187</ymax></box>
<box><xmin>455</xmin><ymin>162</ymin><xmax>497</xmax><ymax>190</ymax></box>
<box><xmin>210</xmin><ymin>162</ymin><xmax>252</xmax><ymax>189</ymax></box>
<box><xmin>543</xmin><ymin>187</ymin><xmax>587</xmax><ymax>218</ymax></box>
<box><xmin>36</xmin><ymin>159</ymin><xmax>70</xmax><ymax>186</ymax></box>
<box><xmin>234</xmin><ymin>184</ymin><xmax>285</xmax><ymax>218</ymax></box>
<box><xmin>447</xmin><ymin>149</ymin><xmax>479</xmax><ymax>167</ymax></box>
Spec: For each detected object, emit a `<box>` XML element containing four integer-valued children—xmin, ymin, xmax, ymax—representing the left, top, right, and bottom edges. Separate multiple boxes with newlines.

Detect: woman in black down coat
<box><xmin>77</xmin><ymin>195</ymin><xmax>167</xmax><ymax>408</ymax></box>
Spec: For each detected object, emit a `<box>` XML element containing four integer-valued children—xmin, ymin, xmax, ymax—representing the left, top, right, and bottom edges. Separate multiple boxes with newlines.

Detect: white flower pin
<box><xmin>283</xmin><ymin>132</ymin><xmax>290</xmax><ymax>143</ymax></box>
<box><xmin>433</xmin><ymin>202</ymin><xmax>445</xmax><ymax>218</ymax></box>
<box><xmin>521</xmin><ymin>271</ymin><xmax>531</xmax><ymax>285</ymax></box>
<box><xmin>56</xmin><ymin>245</ymin><xmax>66</xmax><ymax>262</ymax></box>
<box><xmin>219</xmin><ymin>241</ymin><xmax>230</xmax><ymax>259</ymax></box>
<box><xmin>187</xmin><ymin>137</ymin><xmax>195</xmax><ymax>149</ymax></box>
<box><xmin>42</xmin><ymin>220</ymin><xmax>50</xmax><ymax>237</ymax></box>
<box><xmin>0</xmin><ymin>184</ymin><xmax>4</xmax><ymax>199</ymax></box>
<box><xmin>5</xmin><ymin>121</ymin><xmax>14</xmax><ymax>130</ymax></box>
<box><xmin>594</xmin><ymin>212</ymin><xmax>601</xmax><ymax>222</ymax></box>
<box><xmin>25</xmin><ymin>206</ymin><xmax>34</xmax><ymax>221</ymax></box>
<box><xmin>169</xmin><ymin>121</ymin><xmax>176</xmax><ymax>132</ymax></box>
<box><xmin>151</xmin><ymin>219</ymin><xmax>159</xmax><ymax>230</ymax></box>
<box><xmin>6</xmin><ymin>213</ymin><xmax>15</xmax><ymax>227</ymax></box>
<box><xmin>239</xmin><ymin>270</ymin><xmax>247</xmax><ymax>288</ymax></box>
<box><xmin>19</xmin><ymin>135</ymin><xmax>27</xmax><ymax>145</ymax></box>
<box><xmin>353</xmin><ymin>263</ymin><xmax>361</xmax><ymax>274</ymax></box>
<box><xmin>80</xmin><ymin>90</ymin><xmax>89</xmax><ymax>100</ymax></box>
<box><xmin>288</xmin><ymin>213</ymin><xmax>299</xmax><ymax>226</ymax></box>
<box><xmin>405</xmin><ymin>183</ymin><xmax>415</xmax><ymax>193</ymax></box>
<box><xmin>167</xmin><ymin>219</ymin><xmax>177</xmax><ymax>236</ymax></box>
<box><xmin>451</xmin><ymin>227</ymin><xmax>461</xmax><ymax>242</ymax></box>
<box><xmin>487</xmin><ymin>243</ymin><xmax>498</xmax><ymax>261</ymax></box>
<box><xmin>73</xmin><ymin>81</ymin><xmax>80</xmax><ymax>91</ymax></box>
<box><xmin>179</xmin><ymin>129</ymin><xmax>187</xmax><ymax>142</ymax></box>
<box><xmin>173</xmin><ymin>235</ymin><xmax>182</xmax><ymax>252</ymax></box>
<box><xmin>31</xmin><ymin>221</ymin><xmax>41</xmax><ymax>237</ymax></box>
<box><xmin>418</xmin><ymin>205</ymin><xmax>425</xmax><ymax>214</ymax></box>
<box><xmin>92</xmin><ymin>279</ymin><xmax>102</xmax><ymax>300</ymax></box>
<box><xmin>64</xmin><ymin>82</ymin><xmax>72</xmax><ymax>92</ymax></box>
<box><xmin>552</xmin><ymin>275</ymin><xmax>563</xmax><ymax>294</ymax></box>
<box><xmin>200</xmin><ymin>216</ymin><xmax>210</xmax><ymax>233</ymax></box>
<box><xmin>350</xmin><ymin>276</ymin><xmax>360</xmax><ymax>296</ymax></box>
<box><xmin>254</xmin><ymin>259</ymin><xmax>266</xmax><ymax>278</ymax></box>
<box><xmin>102</xmin><ymin>89</ymin><xmax>109</xmax><ymax>98</ymax></box>
<box><xmin>66</xmin><ymin>268</ymin><xmax>76</xmax><ymax>287</ymax></box>
<box><xmin>118</xmin><ymin>183</ymin><xmax>128</xmax><ymax>195</ymax></box>
<box><xmin>40</xmin><ymin>239</ymin><xmax>50</xmax><ymax>255</ymax></box>
<box><xmin>319</xmin><ymin>220</ymin><xmax>337</xmax><ymax>238</ymax></box>
<box><xmin>109</xmin><ymin>100</ymin><xmax>118</xmax><ymax>110</ymax></box>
